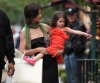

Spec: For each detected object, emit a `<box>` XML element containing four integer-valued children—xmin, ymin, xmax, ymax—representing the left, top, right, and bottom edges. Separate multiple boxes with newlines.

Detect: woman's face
<box><xmin>32</xmin><ymin>9</ymin><xmax>42</xmax><ymax>23</ymax></box>
<box><xmin>56</xmin><ymin>17</ymin><xmax>65</xmax><ymax>29</ymax></box>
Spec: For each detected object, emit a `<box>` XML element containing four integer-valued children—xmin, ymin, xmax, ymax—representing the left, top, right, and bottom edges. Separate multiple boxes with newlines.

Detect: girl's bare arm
<box><xmin>66</xmin><ymin>27</ymin><xmax>92</xmax><ymax>39</ymax></box>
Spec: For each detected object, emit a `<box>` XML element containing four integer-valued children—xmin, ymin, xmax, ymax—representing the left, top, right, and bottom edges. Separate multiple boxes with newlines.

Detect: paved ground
<box><xmin>3</xmin><ymin>75</ymin><xmax>64</xmax><ymax>83</ymax></box>
<box><xmin>6</xmin><ymin>76</ymin><xmax>12</xmax><ymax>83</ymax></box>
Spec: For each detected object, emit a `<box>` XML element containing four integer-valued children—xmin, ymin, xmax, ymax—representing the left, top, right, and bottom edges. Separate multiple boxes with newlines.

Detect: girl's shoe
<box><xmin>23</xmin><ymin>56</ymin><xmax>35</xmax><ymax>65</ymax></box>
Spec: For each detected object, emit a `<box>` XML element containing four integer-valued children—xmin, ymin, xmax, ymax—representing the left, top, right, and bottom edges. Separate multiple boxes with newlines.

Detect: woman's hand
<box><xmin>37</xmin><ymin>47</ymin><xmax>47</xmax><ymax>54</ymax></box>
<box><xmin>25</xmin><ymin>47</ymin><xmax>46</xmax><ymax>56</ymax></box>
<box><xmin>56</xmin><ymin>50</ymin><xmax>64</xmax><ymax>56</ymax></box>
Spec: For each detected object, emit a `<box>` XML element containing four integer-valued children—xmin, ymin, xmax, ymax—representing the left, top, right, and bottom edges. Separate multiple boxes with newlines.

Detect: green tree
<box><xmin>0</xmin><ymin>0</ymin><xmax>55</xmax><ymax>26</ymax></box>
<box><xmin>0</xmin><ymin>0</ymin><xmax>98</xmax><ymax>26</ymax></box>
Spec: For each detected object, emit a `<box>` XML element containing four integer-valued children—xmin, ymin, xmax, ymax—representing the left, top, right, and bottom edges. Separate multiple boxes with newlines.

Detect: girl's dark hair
<box><xmin>24</xmin><ymin>2</ymin><xmax>41</xmax><ymax>24</ymax></box>
<box><xmin>51</xmin><ymin>11</ymin><xmax>68</xmax><ymax>28</ymax></box>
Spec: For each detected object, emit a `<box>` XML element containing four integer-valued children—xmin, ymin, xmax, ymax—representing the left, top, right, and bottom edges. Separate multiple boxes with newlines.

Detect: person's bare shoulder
<box><xmin>41</xmin><ymin>23</ymin><xmax>51</xmax><ymax>32</ymax></box>
<box><xmin>20</xmin><ymin>28</ymin><xmax>25</xmax><ymax>38</ymax></box>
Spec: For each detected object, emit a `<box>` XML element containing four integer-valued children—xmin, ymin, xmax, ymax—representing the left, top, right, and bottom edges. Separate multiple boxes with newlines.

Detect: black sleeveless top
<box><xmin>31</xmin><ymin>37</ymin><xmax>59</xmax><ymax>83</ymax></box>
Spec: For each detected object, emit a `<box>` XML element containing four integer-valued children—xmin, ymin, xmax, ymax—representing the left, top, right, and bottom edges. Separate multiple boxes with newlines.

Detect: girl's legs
<box><xmin>32</xmin><ymin>53</ymin><xmax>44</xmax><ymax>61</ymax></box>
<box><xmin>23</xmin><ymin>53</ymin><xmax>44</xmax><ymax>65</ymax></box>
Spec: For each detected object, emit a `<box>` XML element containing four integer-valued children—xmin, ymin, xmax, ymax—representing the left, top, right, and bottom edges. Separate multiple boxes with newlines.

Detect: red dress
<box><xmin>46</xmin><ymin>27</ymin><xmax>69</xmax><ymax>64</ymax></box>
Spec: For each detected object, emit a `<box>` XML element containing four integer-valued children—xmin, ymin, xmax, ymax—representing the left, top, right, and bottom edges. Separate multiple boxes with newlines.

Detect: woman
<box><xmin>19</xmin><ymin>2</ymin><xmax>62</xmax><ymax>83</ymax></box>
<box><xmin>23</xmin><ymin>11</ymin><xmax>91</xmax><ymax>65</ymax></box>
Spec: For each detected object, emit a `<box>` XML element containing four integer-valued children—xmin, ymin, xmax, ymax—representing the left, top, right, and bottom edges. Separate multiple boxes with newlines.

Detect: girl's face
<box><xmin>56</xmin><ymin>17</ymin><xmax>65</xmax><ymax>29</ymax></box>
<box><xmin>32</xmin><ymin>9</ymin><xmax>42</xmax><ymax>23</ymax></box>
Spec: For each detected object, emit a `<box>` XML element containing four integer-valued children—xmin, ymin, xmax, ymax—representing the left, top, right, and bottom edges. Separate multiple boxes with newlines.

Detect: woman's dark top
<box><xmin>31</xmin><ymin>37</ymin><xmax>59</xmax><ymax>83</ymax></box>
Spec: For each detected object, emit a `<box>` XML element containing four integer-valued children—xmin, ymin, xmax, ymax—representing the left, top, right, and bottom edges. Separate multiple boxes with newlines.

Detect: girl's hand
<box><xmin>83</xmin><ymin>32</ymin><xmax>92</xmax><ymax>39</ymax></box>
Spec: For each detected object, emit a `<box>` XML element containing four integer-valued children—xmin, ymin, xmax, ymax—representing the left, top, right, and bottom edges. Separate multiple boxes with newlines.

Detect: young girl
<box><xmin>23</xmin><ymin>11</ymin><xmax>92</xmax><ymax>65</ymax></box>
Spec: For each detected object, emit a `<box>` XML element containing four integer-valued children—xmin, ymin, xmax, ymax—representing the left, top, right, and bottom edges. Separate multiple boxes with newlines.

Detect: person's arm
<box><xmin>26</xmin><ymin>24</ymin><xmax>52</xmax><ymax>56</ymax></box>
<box><xmin>4</xmin><ymin>11</ymin><xmax>15</xmax><ymax>76</ymax></box>
<box><xmin>66</xmin><ymin>27</ymin><xmax>92</xmax><ymax>39</ymax></box>
<box><xmin>25</xmin><ymin>47</ymin><xmax>47</xmax><ymax>56</ymax></box>
<box><xmin>19</xmin><ymin>28</ymin><xmax>27</xmax><ymax>54</ymax></box>
<box><xmin>42</xmin><ymin>23</ymin><xmax>52</xmax><ymax>36</ymax></box>
<box><xmin>19</xmin><ymin>28</ymin><xmax>47</xmax><ymax>56</ymax></box>
<box><xmin>5</xmin><ymin>15</ymin><xmax>15</xmax><ymax>65</ymax></box>
<box><xmin>56</xmin><ymin>50</ymin><xmax>64</xmax><ymax>56</ymax></box>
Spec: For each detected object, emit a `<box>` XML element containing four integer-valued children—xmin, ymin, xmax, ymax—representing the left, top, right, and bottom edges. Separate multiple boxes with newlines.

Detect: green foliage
<box><xmin>0</xmin><ymin>0</ymin><xmax>55</xmax><ymax>26</ymax></box>
<box><xmin>73</xmin><ymin>0</ymin><xmax>94</xmax><ymax>8</ymax></box>
<box><xmin>0</xmin><ymin>0</ymin><xmax>96</xmax><ymax>26</ymax></box>
<box><xmin>88</xmin><ymin>72</ymin><xmax>100</xmax><ymax>83</ymax></box>
<box><xmin>58</xmin><ymin>68</ymin><xmax>67</xmax><ymax>83</ymax></box>
<box><xmin>61</xmin><ymin>73</ymin><xmax>67</xmax><ymax>83</ymax></box>
<box><xmin>95</xmin><ymin>55</ymin><xmax>100</xmax><ymax>69</ymax></box>
<box><xmin>58</xmin><ymin>68</ymin><xmax>65</xmax><ymax>76</ymax></box>
<box><xmin>91</xmin><ymin>55</ymin><xmax>100</xmax><ymax>82</ymax></box>
<box><xmin>0</xmin><ymin>0</ymin><xmax>32</xmax><ymax>25</ymax></box>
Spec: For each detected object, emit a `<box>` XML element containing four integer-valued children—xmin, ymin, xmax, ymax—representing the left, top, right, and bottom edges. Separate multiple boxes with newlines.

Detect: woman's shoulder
<box><xmin>41</xmin><ymin>23</ymin><xmax>51</xmax><ymax>30</ymax></box>
<box><xmin>20</xmin><ymin>27</ymin><xmax>25</xmax><ymax>35</ymax></box>
<box><xmin>21</xmin><ymin>27</ymin><xmax>25</xmax><ymax>32</ymax></box>
<box><xmin>41</xmin><ymin>23</ymin><xmax>50</xmax><ymax>27</ymax></box>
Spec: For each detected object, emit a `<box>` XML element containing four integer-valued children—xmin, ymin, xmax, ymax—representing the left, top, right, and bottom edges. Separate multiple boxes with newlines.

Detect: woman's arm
<box><xmin>66</xmin><ymin>27</ymin><xmax>92</xmax><ymax>38</ymax></box>
<box><xmin>43</xmin><ymin>23</ymin><xmax>52</xmax><ymax>36</ymax></box>
<box><xmin>19</xmin><ymin>29</ymin><xmax>47</xmax><ymax>55</ymax></box>
<box><xmin>56</xmin><ymin>50</ymin><xmax>64</xmax><ymax>56</ymax></box>
<box><xmin>19</xmin><ymin>28</ymin><xmax>26</xmax><ymax>54</ymax></box>
<box><xmin>25</xmin><ymin>47</ymin><xmax>47</xmax><ymax>56</ymax></box>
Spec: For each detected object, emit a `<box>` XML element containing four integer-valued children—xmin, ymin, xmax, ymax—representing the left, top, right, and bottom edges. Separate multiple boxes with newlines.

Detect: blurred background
<box><xmin>0</xmin><ymin>0</ymin><xmax>57</xmax><ymax>26</ymax></box>
<box><xmin>1</xmin><ymin>0</ymin><xmax>100</xmax><ymax>83</ymax></box>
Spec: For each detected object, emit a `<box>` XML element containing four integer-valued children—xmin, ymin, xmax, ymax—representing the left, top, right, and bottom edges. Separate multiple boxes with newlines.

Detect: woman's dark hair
<box><xmin>51</xmin><ymin>11</ymin><xmax>68</xmax><ymax>28</ymax></box>
<box><xmin>24</xmin><ymin>2</ymin><xmax>41</xmax><ymax>24</ymax></box>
